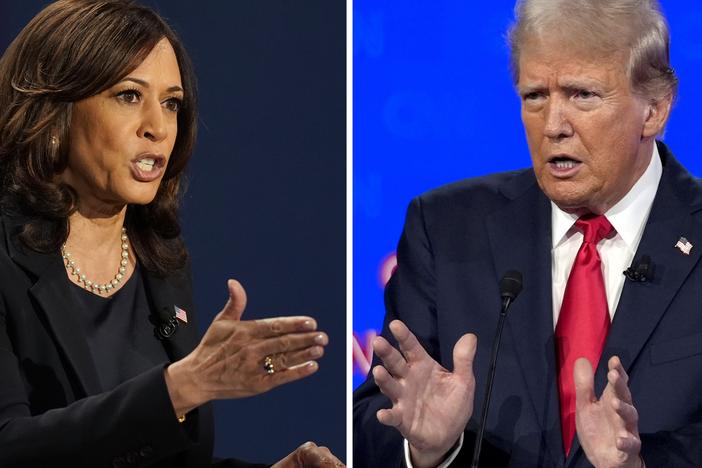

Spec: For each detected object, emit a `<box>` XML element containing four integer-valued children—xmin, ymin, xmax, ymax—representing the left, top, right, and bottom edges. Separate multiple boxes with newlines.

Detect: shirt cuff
<box><xmin>403</xmin><ymin>433</ymin><xmax>464</xmax><ymax>468</ymax></box>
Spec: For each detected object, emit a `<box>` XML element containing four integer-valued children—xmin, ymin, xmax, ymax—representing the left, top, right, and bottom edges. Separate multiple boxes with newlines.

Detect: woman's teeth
<box><xmin>136</xmin><ymin>158</ymin><xmax>156</xmax><ymax>171</ymax></box>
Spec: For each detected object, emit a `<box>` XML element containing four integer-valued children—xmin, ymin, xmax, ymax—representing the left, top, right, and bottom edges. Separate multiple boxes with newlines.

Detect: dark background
<box><xmin>0</xmin><ymin>0</ymin><xmax>346</xmax><ymax>463</ymax></box>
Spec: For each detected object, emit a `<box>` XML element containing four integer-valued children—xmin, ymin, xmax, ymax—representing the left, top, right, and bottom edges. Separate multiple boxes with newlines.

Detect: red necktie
<box><xmin>555</xmin><ymin>214</ymin><xmax>613</xmax><ymax>456</ymax></box>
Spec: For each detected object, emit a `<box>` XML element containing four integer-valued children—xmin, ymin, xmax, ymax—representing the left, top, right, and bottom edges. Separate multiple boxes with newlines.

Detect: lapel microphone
<box><xmin>471</xmin><ymin>271</ymin><xmax>523</xmax><ymax>468</ymax></box>
<box><xmin>150</xmin><ymin>305</ymin><xmax>178</xmax><ymax>340</ymax></box>
<box><xmin>623</xmin><ymin>254</ymin><xmax>654</xmax><ymax>282</ymax></box>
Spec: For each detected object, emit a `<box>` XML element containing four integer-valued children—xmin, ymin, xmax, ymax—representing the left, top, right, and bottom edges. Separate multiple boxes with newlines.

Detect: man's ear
<box><xmin>642</xmin><ymin>93</ymin><xmax>673</xmax><ymax>138</ymax></box>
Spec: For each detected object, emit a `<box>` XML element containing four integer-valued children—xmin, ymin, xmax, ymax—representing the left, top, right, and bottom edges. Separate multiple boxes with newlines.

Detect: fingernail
<box><xmin>303</xmin><ymin>319</ymin><xmax>317</xmax><ymax>330</ymax></box>
<box><xmin>314</xmin><ymin>333</ymin><xmax>327</xmax><ymax>345</ymax></box>
<box><xmin>310</xmin><ymin>346</ymin><xmax>323</xmax><ymax>357</ymax></box>
<box><xmin>307</xmin><ymin>361</ymin><xmax>318</xmax><ymax>370</ymax></box>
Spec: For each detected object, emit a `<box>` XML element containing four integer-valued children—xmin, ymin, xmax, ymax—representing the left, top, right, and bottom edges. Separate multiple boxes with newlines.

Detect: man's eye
<box><xmin>164</xmin><ymin>98</ymin><xmax>182</xmax><ymax>113</ymax></box>
<box><xmin>117</xmin><ymin>89</ymin><xmax>141</xmax><ymax>103</ymax></box>
<box><xmin>523</xmin><ymin>92</ymin><xmax>544</xmax><ymax>101</ymax></box>
<box><xmin>575</xmin><ymin>90</ymin><xmax>597</xmax><ymax>99</ymax></box>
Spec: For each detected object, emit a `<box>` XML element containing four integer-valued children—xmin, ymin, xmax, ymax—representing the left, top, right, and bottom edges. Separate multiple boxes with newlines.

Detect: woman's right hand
<box><xmin>164</xmin><ymin>279</ymin><xmax>327</xmax><ymax>416</ymax></box>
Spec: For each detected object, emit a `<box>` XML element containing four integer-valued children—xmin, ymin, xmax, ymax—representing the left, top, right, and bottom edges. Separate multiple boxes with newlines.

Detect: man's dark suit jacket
<box><xmin>0</xmin><ymin>216</ymin><xmax>266</xmax><ymax>467</ymax></box>
<box><xmin>354</xmin><ymin>143</ymin><xmax>702</xmax><ymax>467</ymax></box>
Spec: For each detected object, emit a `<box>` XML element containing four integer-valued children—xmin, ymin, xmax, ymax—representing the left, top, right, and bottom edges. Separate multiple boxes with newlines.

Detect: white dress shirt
<box><xmin>404</xmin><ymin>144</ymin><xmax>662</xmax><ymax>467</ymax></box>
<box><xmin>551</xmin><ymin>143</ymin><xmax>661</xmax><ymax>326</ymax></box>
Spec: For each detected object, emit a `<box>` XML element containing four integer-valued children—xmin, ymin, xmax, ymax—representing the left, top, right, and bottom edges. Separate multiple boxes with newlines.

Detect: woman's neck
<box><xmin>63</xmin><ymin>204</ymin><xmax>135</xmax><ymax>295</ymax></box>
<box><xmin>67</xmin><ymin>205</ymin><xmax>127</xmax><ymax>251</ymax></box>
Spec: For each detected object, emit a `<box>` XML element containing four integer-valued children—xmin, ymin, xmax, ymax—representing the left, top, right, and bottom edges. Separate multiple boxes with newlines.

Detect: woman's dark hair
<box><xmin>0</xmin><ymin>0</ymin><xmax>197</xmax><ymax>276</ymax></box>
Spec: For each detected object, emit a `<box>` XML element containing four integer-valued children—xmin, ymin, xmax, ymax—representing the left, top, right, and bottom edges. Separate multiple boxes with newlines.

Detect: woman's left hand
<box><xmin>272</xmin><ymin>442</ymin><xmax>345</xmax><ymax>468</ymax></box>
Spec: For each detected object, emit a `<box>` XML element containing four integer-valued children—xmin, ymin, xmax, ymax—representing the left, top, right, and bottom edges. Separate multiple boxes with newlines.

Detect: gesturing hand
<box><xmin>165</xmin><ymin>279</ymin><xmax>327</xmax><ymax>415</ymax></box>
<box><xmin>372</xmin><ymin>320</ymin><xmax>477</xmax><ymax>468</ymax></box>
<box><xmin>272</xmin><ymin>441</ymin><xmax>345</xmax><ymax>467</ymax></box>
<box><xmin>575</xmin><ymin>356</ymin><xmax>643</xmax><ymax>468</ymax></box>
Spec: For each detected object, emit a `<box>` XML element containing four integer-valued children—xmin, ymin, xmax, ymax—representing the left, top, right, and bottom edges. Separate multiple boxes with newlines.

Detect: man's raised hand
<box><xmin>575</xmin><ymin>356</ymin><xmax>643</xmax><ymax>468</ymax></box>
<box><xmin>373</xmin><ymin>320</ymin><xmax>477</xmax><ymax>468</ymax></box>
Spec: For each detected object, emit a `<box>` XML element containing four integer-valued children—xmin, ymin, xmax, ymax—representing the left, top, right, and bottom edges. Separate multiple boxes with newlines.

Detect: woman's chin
<box><xmin>120</xmin><ymin>184</ymin><xmax>161</xmax><ymax>206</ymax></box>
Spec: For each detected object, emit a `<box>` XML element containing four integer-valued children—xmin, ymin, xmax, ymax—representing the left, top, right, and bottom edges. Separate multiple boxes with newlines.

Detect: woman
<box><xmin>0</xmin><ymin>1</ymin><xmax>343</xmax><ymax>466</ymax></box>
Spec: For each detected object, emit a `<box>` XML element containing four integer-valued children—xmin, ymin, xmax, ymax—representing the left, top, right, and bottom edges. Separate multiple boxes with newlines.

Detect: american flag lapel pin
<box><xmin>675</xmin><ymin>237</ymin><xmax>693</xmax><ymax>255</ymax></box>
<box><xmin>174</xmin><ymin>305</ymin><xmax>188</xmax><ymax>323</ymax></box>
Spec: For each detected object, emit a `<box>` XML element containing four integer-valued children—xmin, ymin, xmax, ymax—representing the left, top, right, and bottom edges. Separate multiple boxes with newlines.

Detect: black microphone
<box><xmin>623</xmin><ymin>254</ymin><xmax>654</xmax><ymax>282</ymax></box>
<box><xmin>471</xmin><ymin>271</ymin><xmax>523</xmax><ymax>468</ymax></box>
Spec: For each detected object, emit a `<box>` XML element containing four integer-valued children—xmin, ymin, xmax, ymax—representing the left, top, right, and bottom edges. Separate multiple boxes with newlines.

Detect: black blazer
<box><xmin>0</xmin><ymin>215</ymin><xmax>266</xmax><ymax>468</ymax></box>
<box><xmin>354</xmin><ymin>142</ymin><xmax>702</xmax><ymax>467</ymax></box>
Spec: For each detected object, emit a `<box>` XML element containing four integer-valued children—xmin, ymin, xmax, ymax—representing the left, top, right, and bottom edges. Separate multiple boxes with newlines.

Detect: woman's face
<box><xmin>61</xmin><ymin>38</ymin><xmax>183</xmax><ymax>211</ymax></box>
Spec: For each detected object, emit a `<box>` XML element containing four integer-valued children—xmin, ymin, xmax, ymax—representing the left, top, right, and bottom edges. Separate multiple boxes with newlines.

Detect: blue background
<box><xmin>353</xmin><ymin>0</ymin><xmax>702</xmax><ymax>388</ymax></box>
<box><xmin>0</xmin><ymin>0</ymin><xmax>345</xmax><ymax>463</ymax></box>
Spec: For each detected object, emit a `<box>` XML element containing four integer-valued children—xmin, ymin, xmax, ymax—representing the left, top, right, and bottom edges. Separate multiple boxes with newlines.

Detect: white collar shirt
<box><xmin>551</xmin><ymin>143</ymin><xmax>662</xmax><ymax>327</ymax></box>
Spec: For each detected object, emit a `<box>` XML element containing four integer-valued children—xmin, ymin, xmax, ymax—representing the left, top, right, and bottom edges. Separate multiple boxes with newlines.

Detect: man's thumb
<box><xmin>453</xmin><ymin>333</ymin><xmax>478</xmax><ymax>379</ymax></box>
<box><xmin>574</xmin><ymin>357</ymin><xmax>596</xmax><ymax>411</ymax></box>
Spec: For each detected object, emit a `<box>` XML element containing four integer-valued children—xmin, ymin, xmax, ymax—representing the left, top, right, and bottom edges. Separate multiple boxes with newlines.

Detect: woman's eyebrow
<box><xmin>122</xmin><ymin>77</ymin><xmax>184</xmax><ymax>94</ymax></box>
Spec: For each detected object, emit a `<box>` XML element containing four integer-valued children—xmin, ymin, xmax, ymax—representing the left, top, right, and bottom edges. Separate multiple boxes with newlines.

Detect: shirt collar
<box><xmin>551</xmin><ymin>143</ymin><xmax>662</xmax><ymax>248</ymax></box>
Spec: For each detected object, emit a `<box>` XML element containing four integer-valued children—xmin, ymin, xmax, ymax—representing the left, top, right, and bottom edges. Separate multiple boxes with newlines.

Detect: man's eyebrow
<box><xmin>558</xmin><ymin>77</ymin><xmax>603</xmax><ymax>89</ymax></box>
<box><xmin>517</xmin><ymin>84</ymin><xmax>545</xmax><ymax>94</ymax></box>
<box><xmin>122</xmin><ymin>77</ymin><xmax>184</xmax><ymax>94</ymax></box>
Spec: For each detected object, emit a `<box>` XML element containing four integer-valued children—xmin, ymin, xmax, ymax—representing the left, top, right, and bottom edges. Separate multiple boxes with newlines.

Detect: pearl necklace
<box><xmin>61</xmin><ymin>227</ymin><xmax>129</xmax><ymax>294</ymax></box>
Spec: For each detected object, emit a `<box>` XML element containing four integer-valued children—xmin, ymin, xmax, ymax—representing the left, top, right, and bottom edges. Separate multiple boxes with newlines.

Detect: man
<box><xmin>354</xmin><ymin>1</ymin><xmax>701</xmax><ymax>467</ymax></box>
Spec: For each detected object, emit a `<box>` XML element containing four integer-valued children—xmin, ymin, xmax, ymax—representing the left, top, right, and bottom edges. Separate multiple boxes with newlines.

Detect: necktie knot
<box><xmin>575</xmin><ymin>214</ymin><xmax>613</xmax><ymax>245</ymax></box>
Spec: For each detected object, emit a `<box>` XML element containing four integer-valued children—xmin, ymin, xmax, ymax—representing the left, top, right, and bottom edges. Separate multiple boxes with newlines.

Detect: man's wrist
<box><xmin>405</xmin><ymin>434</ymin><xmax>464</xmax><ymax>468</ymax></box>
<box><xmin>408</xmin><ymin>444</ymin><xmax>446</xmax><ymax>468</ymax></box>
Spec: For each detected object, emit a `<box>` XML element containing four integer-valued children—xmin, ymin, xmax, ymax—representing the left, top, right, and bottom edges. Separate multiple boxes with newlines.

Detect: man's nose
<box><xmin>543</xmin><ymin>98</ymin><xmax>573</xmax><ymax>140</ymax></box>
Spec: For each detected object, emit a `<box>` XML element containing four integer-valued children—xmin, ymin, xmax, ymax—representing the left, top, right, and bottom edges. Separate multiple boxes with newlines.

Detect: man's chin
<box><xmin>547</xmin><ymin>193</ymin><xmax>605</xmax><ymax>216</ymax></box>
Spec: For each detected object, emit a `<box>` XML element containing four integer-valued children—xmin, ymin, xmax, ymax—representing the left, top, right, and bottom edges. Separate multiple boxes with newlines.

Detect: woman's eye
<box><xmin>164</xmin><ymin>98</ymin><xmax>182</xmax><ymax>113</ymax></box>
<box><xmin>117</xmin><ymin>89</ymin><xmax>141</xmax><ymax>103</ymax></box>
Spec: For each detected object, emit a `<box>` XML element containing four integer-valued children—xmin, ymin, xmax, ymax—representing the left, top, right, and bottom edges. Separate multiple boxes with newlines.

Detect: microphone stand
<box><xmin>470</xmin><ymin>296</ymin><xmax>511</xmax><ymax>468</ymax></box>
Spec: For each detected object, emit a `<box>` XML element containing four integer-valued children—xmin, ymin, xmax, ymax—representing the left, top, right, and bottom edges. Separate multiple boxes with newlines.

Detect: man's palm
<box><xmin>373</xmin><ymin>321</ymin><xmax>477</xmax><ymax>462</ymax></box>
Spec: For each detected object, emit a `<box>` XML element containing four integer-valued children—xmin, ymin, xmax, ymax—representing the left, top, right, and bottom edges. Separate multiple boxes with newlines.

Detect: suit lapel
<box><xmin>595</xmin><ymin>150</ymin><xmax>702</xmax><ymax>389</ymax></box>
<box><xmin>566</xmin><ymin>146</ymin><xmax>702</xmax><ymax>465</ymax></box>
<box><xmin>485</xmin><ymin>171</ymin><xmax>565</xmax><ymax>465</ymax></box>
<box><xmin>3</xmin><ymin>219</ymin><xmax>102</xmax><ymax>396</ymax></box>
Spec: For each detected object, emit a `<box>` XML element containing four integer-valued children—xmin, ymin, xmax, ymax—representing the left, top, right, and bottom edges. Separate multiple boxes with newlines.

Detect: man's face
<box><xmin>518</xmin><ymin>41</ymin><xmax>653</xmax><ymax>215</ymax></box>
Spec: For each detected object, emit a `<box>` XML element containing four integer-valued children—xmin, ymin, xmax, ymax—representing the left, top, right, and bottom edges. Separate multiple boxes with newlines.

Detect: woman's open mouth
<box><xmin>131</xmin><ymin>153</ymin><xmax>166</xmax><ymax>182</ymax></box>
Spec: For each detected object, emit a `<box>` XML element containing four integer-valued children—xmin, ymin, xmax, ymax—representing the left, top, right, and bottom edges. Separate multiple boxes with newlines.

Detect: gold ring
<box><xmin>264</xmin><ymin>355</ymin><xmax>275</xmax><ymax>375</ymax></box>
